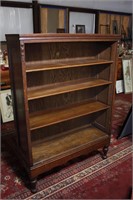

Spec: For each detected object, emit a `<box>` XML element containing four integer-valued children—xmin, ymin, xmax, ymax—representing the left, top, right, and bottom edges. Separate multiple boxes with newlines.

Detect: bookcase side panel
<box><xmin>6</xmin><ymin>35</ymin><xmax>33</xmax><ymax>166</ymax></box>
<box><xmin>94</xmin><ymin>41</ymin><xmax>118</xmax><ymax>134</ymax></box>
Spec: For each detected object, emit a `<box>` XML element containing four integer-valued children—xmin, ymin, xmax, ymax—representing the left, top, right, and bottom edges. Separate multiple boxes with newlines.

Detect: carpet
<box><xmin>1</xmin><ymin>93</ymin><xmax>132</xmax><ymax>199</ymax></box>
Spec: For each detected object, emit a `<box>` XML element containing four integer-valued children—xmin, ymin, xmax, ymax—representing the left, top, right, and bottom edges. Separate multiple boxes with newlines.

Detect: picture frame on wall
<box><xmin>122</xmin><ymin>58</ymin><xmax>133</xmax><ymax>94</ymax></box>
<box><xmin>0</xmin><ymin>89</ymin><xmax>14</xmax><ymax>123</ymax></box>
<box><xmin>76</xmin><ymin>25</ymin><xmax>86</xmax><ymax>33</ymax></box>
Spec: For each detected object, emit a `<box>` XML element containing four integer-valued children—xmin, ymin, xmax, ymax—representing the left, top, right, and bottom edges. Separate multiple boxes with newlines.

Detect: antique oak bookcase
<box><xmin>6</xmin><ymin>34</ymin><xmax>119</xmax><ymax>192</ymax></box>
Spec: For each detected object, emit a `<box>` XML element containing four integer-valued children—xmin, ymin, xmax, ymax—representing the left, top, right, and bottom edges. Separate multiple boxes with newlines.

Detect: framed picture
<box><xmin>116</xmin><ymin>80</ymin><xmax>124</xmax><ymax>94</ymax></box>
<box><xmin>122</xmin><ymin>58</ymin><xmax>133</xmax><ymax>94</ymax></box>
<box><xmin>0</xmin><ymin>89</ymin><xmax>14</xmax><ymax>123</ymax></box>
<box><xmin>76</xmin><ymin>25</ymin><xmax>86</xmax><ymax>33</ymax></box>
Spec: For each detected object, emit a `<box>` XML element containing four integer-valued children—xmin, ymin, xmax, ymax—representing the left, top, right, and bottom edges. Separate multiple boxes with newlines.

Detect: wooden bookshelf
<box><xmin>6</xmin><ymin>33</ymin><xmax>120</xmax><ymax>192</ymax></box>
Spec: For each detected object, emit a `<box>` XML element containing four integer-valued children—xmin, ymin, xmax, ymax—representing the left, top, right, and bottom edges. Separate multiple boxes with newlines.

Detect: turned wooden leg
<box><xmin>101</xmin><ymin>146</ymin><xmax>109</xmax><ymax>159</ymax></box>
<box><xmin>30</xmin><ymin>178</ymin><xmax>37</xmax><ymax>193</ymax></box>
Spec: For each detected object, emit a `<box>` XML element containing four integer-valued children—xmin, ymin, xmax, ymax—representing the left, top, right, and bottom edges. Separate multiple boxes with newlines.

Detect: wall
<box><xmin>1</xmin><ymin>0</ymin><xmax>132</xmax><ymax>40</ymax></box>
<box><xmin>0</xmin><ymin>7</ymin><xmax>33</xmax><ymax>41</ymax></box>
<box><xmin>69</xmin><ymin>12</ymin><xmax>95</xmax><ymax>33</ymax></box>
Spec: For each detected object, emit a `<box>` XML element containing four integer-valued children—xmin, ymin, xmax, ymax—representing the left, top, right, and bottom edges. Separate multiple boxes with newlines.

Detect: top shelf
<box><xmin>18</xmin><ymin>33</ymin><xmax>121</xmax><ymax>43</ymax></box>
<box><xmin>26</xmin><ymin>58</ymin><xmax>113</xmax><ymax>72</ymax></box>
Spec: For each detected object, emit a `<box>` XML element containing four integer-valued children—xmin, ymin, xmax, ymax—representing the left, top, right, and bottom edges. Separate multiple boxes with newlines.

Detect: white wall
<box><xmin>0</xmin><ymin>7</ymin><xmax>33</xmax><ymax>41</ymax></box>
<box><xmin>38</xmin><ymin>0</ymin><xmax>132</xmax><ymax>13</ymax></box>
<box><xmin>69</xmin><ymin>12</ymin><xmax>95</xmax><ymax>33</ymax></box>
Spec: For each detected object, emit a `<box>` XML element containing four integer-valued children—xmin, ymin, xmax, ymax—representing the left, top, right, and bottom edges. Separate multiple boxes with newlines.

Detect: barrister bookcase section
<box><xmin>6</xmin><ymin>33</ymin><xmax>119</xmax><ymax>192</ymax></box>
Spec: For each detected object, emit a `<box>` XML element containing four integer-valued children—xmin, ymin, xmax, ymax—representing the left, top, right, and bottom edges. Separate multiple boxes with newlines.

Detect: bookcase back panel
<box><xmin>31</xmin><ymin>111</ymin><xmax>103</xmax><ymax>142</ymax></box>
<box><xmin>27</xmin><ymin>67</ymin><xmax>93</xmax><ymax>87</ymax></box>
<box><xmin>94</xmin><ymin>109</ymin><xmax>111</xmax><ymax>134</ymax></box>
<box><xmin>25</xmin><ymin>42</ymin><xmax>112</xmax><ymax>62</ymax></box>
<box><xmin>96</xmin><ymin>85</ymin><xmax>110</xmax><ymax>104</ymax></box>
<box><xmin>98</xmin><ymin>45</ymin><xmax>112</xmax><ymax>60</ymax></box>
<box><xmin>28</xmin><ymin>86</ymin><xmax>108</xmax><ymax>113</ymax></box>
<box><xmin>27</xmin><ymin>64</ymin><xmax>111</xmax><ymax>88</ymax></box>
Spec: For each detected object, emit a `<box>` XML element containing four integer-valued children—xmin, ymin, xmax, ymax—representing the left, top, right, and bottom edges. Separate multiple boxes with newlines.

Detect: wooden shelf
<box><xmin>26</xmin><ymin>57</ymin><xmax>113</xmax><ymax>72</ymax></box>
<box><xmin>27</xmin><ymin>78</ymin><xmax>112</xmax><ymax>100</ymax></box>
<box><xmin>29</xmin><ymin>101</ymin><xmax>109</xmax><ymax>130</ymax></box>
<box><xmin>32</xmin><ymin>125</ymin><xmax>110</xmax><ymax>164</ymax></box>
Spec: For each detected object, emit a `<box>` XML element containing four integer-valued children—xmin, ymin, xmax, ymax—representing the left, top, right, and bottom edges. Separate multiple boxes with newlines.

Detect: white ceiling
<box><xmin>38</xmin><ymin>0</ymin><xmax>132</xmax><ymax>13</ymax></box>
<box><xmin>2</xmin><ymin>0</ymin><xmax>132</xmax><ymax>13</ymax></box>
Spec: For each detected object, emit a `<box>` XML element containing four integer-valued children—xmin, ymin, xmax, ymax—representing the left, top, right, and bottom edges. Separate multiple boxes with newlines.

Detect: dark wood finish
<box><xmin>1</xmin><ymin>1</ymin><xmax>32</xmax><ymax>8</ymax></box>
<box><xmin>95</xmin><ymin>11</ymin><xmax>99</xmax><ymax>34</ymax></box>
<box><xmin>32</xmin><ymin>0</ymin><xmax>41</xmax><ymax>33</ymax></box>
<box><xmin>6</xmin><ymin>35</ymin><xmax>33</xmax><ymax>166</ymax></box>
<box><xmin>101</xmin><ymin>145</ymin><xmax>109</xmax><ymax>159</ymax></box>
<box><xmin>30</xmin><ymin>178</ymin><xmax>37</xmax><ymax>193</ymax></box>
<box><xmin>6</xmin><ymin>33</ymin><xmax>120</xmax><ymax>192</ymax></box>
